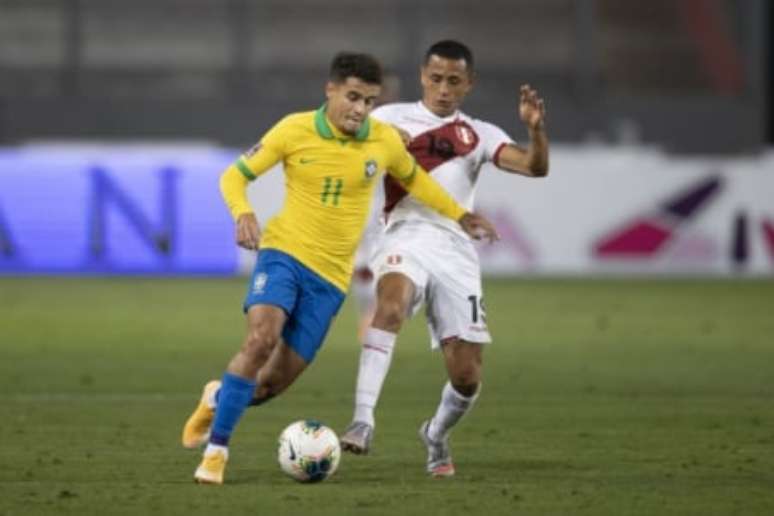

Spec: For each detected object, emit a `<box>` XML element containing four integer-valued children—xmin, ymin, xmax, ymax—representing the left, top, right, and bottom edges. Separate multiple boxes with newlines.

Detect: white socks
<box><xmin>427</xmin><ymin>381</ymin><xmax>480</xmax><ymax>442</ymax></box>
<box><xmin>352</xmin><ymin>328</ymin><xmax>479</xmax><ymax>441</ymax></box>
<box><xmin>352</xmin><ymin>327</ymin><xmax>397</xmax><ymax>428</ymax></box>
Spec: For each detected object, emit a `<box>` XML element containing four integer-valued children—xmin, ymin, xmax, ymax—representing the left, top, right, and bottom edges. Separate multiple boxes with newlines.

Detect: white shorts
<box><xmin>350</xmin><ymin>266</ymin><xmax>376</xmax><ymax>316</ymax></box>
<box><xmin>372</xmin><ymin>221</ymin><xmax>491</xmax><ymax>349</ymax></box>
<box><xmin>351</xmin><ymin>230</ymin><xmax>378</xmax><ymax>316</ymax></box>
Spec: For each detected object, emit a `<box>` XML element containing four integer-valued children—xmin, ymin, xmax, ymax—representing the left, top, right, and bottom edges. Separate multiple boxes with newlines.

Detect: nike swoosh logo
<box><xmin>288</xmin><ymin>442</ymin><xmax>296</xmax><ymax>461</ymax></box>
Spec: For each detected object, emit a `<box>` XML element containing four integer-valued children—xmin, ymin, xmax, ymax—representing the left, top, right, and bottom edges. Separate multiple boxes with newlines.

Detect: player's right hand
<box><xmin>236</xmin><ymin>212</ymin><xmax>261</xmax><ymax>250</ymax></box>
<box><xmin>458</xmin><ymin>212</ymin><xmax>500</xmax><ymax>243</ymax></box>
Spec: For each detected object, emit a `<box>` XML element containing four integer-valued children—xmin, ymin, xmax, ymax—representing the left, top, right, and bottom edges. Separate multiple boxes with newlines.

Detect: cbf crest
<box><xmin>364</xmin><ymin>159</ymin><xmax>378</xmax><ymax>179</ymax></box>
<box><xmin>252</xmin><ymin>272</ymin><xmax>268</xmax><ymax>295</ymax></box>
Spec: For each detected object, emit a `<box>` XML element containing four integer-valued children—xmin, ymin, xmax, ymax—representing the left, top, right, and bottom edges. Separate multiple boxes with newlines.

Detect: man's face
<box><xmin>420</xmin><ymin>54</ymin><xmax>473</xmax><ymax>117</ymax></box>
<box><xmin>325</xmin><ymin>77</ymin><xmax>381</xmax><ymax>135</ymax></box>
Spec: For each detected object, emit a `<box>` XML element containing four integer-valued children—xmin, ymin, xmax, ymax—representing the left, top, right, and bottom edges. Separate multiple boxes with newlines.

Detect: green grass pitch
<box><xmin>1</xmin><ymin>277</ymin><xmax>773</xmax><ymax>515</ymax></box>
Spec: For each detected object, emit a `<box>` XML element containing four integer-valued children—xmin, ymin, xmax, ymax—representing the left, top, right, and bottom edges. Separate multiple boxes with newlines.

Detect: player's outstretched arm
<box><xmin>392</xmin><ymin>163</ymin><xmax>465</xmax><ymax>222</ymax></box>
<box><xmin>390</xmin><ymin>164</ymin><xmax>498</xmax><ymax>243</ymax></box>
<box><xmin>496</xmin><ymin>84</ymin><xmax>549</xmax><ymax>177</ymax></box>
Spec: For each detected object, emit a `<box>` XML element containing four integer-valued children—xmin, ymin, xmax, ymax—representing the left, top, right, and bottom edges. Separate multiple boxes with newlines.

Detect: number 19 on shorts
<box><xmin>467</xmin><ymin>295</ymin><xmax>486</xmax><ymax>323</ymax></box>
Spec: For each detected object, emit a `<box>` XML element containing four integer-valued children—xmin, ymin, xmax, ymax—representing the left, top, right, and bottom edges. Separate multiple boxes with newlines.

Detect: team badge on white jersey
<box><xmin>455</xmin><ymin>124</ymin><xmax>475</xmax><ymax>146</ymax></box>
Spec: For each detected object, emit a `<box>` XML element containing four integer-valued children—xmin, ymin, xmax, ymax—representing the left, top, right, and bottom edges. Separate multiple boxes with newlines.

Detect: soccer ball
<box><xmin>277</xmin><ymin>420</ymin><xmax>341</xmax><ymax>483</ymax></box>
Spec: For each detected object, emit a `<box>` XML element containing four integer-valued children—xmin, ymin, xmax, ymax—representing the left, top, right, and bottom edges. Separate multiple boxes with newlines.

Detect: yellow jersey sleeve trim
<box><xmin>235</xmin><ymin>158</ymin><xmax>257</xmax><ymax>180</ymax></box>
<box><xmin>220</xmin><ymin>164</ymin><xmax>254</xmax><ymax>221</ymax></box>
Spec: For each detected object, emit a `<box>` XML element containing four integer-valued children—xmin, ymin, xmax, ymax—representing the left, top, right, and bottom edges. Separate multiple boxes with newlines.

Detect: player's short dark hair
<box><xmin>424</xmin><ymin>40</ymin><xmax>474</xmax><ymax>71</ymax></box>
<box><xmin>329</xmin><ymin>52</ymin><xmax>383</xmax><ymax>85</ymax></box>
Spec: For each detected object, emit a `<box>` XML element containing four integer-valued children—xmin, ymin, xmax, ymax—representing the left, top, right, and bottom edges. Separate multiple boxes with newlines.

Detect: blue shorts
<box><xmin>243</xmin><ymin>249</ymin><xmax>345</xmax><ymax>363</ymax></box>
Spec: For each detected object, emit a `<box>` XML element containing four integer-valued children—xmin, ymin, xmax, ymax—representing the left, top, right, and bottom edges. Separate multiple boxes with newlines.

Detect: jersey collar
<box><xmin>315</xmin><ymin>104</ymin><xmax>370</xmax><ymax>142</ymax></box>
<box><xmin>417</xmin><ymin>100</ymin><xmax>460</xmax><ymax>123</ymax></box>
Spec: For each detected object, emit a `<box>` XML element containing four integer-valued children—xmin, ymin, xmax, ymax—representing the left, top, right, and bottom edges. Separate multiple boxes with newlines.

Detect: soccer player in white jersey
<box><xmin>340</xmin><ymin>40</ymin><xmax>550</xmax><ymax>477</ymax></box>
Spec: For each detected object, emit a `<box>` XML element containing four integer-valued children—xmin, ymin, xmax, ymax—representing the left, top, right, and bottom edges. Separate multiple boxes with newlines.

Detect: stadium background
<box><xmin>0</xmin><ymin>0</ymin><xmax>772</xmax><ymax>276</ymax></box>
<box><xmin>1</xmin><ymin>1</ymin><xmax>773</xmax><ymax>515</ymax></box>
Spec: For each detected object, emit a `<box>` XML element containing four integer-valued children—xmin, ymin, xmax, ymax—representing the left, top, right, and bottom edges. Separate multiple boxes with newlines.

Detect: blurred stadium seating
<box><xmin>0</xmin><ymin>0</ymin><xmax>767</xmax><ymax>152</ymax></box>
<box><xmin>0</xmin><ymin>0</ymin><xmax>771</xmax><ymax>277</ymax></box>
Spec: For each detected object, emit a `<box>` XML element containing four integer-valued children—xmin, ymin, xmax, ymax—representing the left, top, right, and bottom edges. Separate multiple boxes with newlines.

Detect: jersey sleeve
<box><xmin>221</xmin><ymin>116</ymin><xmax>293</xmax><ymax>220</ymax></box>
<box><xmin>383</xmin><ymin>126</ymin><xmax>417</xmax><ymax>181</ymax></box>
<box><xmin>479</xmin><ymin>121</ymin><xmax>515</xmax><ymax>167</ymax></box>
<box><xmin>219</xmin><ymin>165</ymin><xmax>253</xmax><ymax>220</ymax></box>
<box><xmin>234</xmin><ymin>116</ymin><xmax>290</xmax><ymax>180</ymax></box>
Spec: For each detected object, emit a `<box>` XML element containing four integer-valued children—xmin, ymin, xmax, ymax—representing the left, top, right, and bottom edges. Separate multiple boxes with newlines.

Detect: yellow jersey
<box><xmin>221</xmin><ymin>105</ymin><xmax>465</xmax><ymax>292</ymax></box>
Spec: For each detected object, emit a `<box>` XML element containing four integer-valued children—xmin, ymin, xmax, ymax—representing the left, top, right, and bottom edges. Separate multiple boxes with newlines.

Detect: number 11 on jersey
<box><xmin>321</xmin><ymin>177</ymin><xmax>343</xmax><ymax>206</ymax></box>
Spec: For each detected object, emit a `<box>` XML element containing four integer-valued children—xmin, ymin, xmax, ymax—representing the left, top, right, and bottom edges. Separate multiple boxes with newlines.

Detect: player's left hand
<box><xmin>459</xmin><ymin>212</ymin><xmax>500</xmax><ymax>243</ymax></box>
<box><xmin>519</xmin><ymin>84</ymin><xmax>546</xmax><ymax>131</ymax></box>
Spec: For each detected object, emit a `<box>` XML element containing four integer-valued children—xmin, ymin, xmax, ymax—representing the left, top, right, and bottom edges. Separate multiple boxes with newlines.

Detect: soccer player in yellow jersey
<box><xmin>182</xmin><ymin>52</ymin><xmax>498</xmax><ymax>485</ymax></box>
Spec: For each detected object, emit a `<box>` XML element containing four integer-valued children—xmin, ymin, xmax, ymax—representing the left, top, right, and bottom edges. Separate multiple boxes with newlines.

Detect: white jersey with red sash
<box><xmin>371</xmin><ymin>101</ymin><xmax>513</xmax><ymax>239</ymax></box>
<box><xmin>368</xmin><ymin>101</ymin><xmax>514</xmax><ymax>346</ymax></box>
